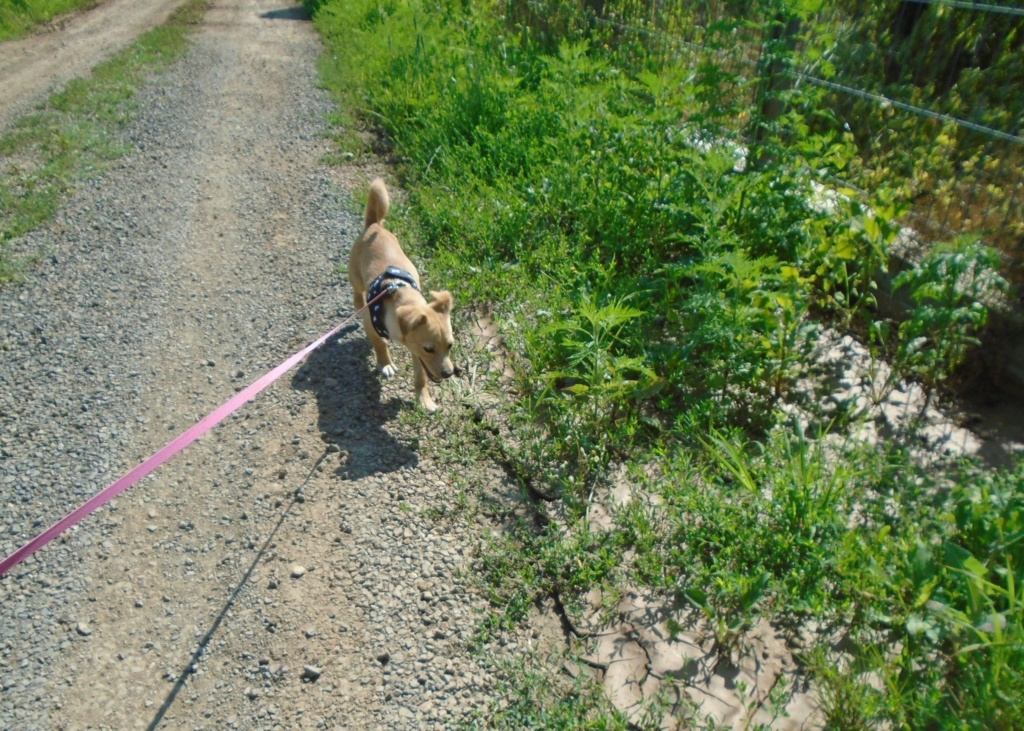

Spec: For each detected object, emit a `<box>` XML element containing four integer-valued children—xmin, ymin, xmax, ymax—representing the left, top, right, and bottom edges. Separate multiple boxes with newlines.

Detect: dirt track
<box><xmin>0</xmin><ymin>0</ymin><xmax>192</xmax><ymax>131</ymax></box>
<box><xmin>0</xmin><ymin>2</ymin><xmax>525</xmax><ymax>728</ymax></box>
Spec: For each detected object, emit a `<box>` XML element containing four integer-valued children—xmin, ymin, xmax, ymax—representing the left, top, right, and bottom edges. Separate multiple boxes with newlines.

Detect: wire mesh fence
<box><xmin>499</xmin><ymin>0</ymin><xmax>1024</xmax><ymax>286</ymax></box>
<box><xmin>814</xmin><ymin>0</ymin><xmax>1024</xmax><ymax>283</ymax></box>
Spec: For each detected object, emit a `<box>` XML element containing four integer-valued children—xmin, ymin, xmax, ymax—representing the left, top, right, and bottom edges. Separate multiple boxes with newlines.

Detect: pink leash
<box><xmin>0</xmin><ymin>292</ymin><xmax>385</xmax><ymax>577</ymax></box>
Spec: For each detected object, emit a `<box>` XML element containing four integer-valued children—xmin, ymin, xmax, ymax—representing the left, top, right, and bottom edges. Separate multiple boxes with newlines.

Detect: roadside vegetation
<box><xmin>0</xmin><ymin>0</ymin><xmax>207</xmax><ymax>280</ymax></box>
<box><xmin>0</xmin><ymin>0</ymin><xmax>97</xmax><ymax>42</ymax></box>
<box><xmin>306</xmin><ymin>0</ymin><xmax>1024</xmax><ymax>726</ymax></box>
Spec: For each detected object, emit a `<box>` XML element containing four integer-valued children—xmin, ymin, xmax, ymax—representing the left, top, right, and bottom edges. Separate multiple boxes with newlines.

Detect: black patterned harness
<box><xmin>366</xmin><ymin>266</ymin><xmax>420</xmax><ymax>340</ymax></box>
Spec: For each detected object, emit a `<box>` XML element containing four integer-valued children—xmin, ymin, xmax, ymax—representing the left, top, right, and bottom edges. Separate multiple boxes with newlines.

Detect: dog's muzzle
<box><xmin>420</xmin><ymin>359</ymin><xmax>453</xmax><ymax>383</ymax></box>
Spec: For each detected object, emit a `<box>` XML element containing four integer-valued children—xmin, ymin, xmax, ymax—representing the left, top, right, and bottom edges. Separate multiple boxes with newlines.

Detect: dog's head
<box><xmin>396</xmin><ymin>291</ymin><xmax>455</xmax><ymax>383</ymax></box>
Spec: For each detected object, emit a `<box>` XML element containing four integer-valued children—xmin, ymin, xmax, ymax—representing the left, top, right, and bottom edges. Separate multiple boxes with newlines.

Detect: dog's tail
<box><xmin>364</xmin><ymin>178</ymin><xmax>390</xmax><ymax>230</ymax></box>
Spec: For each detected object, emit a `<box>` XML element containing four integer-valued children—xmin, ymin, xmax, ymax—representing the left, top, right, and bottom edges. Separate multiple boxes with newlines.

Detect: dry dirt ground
<box><xmin>0</xmin><ymin>1</ymin><xmax>535</xmax><ymax>729</ymax></box>
<box><xmin>0</xmin><ymin>0</ymin><xmax>193</xmax><ymax>131</ymax></box>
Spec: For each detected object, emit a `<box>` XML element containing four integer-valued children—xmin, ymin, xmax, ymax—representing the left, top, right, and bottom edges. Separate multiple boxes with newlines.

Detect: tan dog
<box><xmin>349</xmin><ymin>179</ymin><xmax>454</xmax><ymax>412</ymax></box>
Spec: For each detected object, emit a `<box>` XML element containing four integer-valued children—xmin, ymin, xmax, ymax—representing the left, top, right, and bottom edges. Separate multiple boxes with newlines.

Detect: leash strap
<box><xmin>0</xmin><ymin>292</ymin><xmax>387</xmax><ymax>577</ymax></box>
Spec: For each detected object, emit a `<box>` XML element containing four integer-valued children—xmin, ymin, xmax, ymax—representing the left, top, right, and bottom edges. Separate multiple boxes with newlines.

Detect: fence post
<box><xmin>748</xmin><ymin>9</ymin><xmax>801</xmax><ymax>170</ymax></box>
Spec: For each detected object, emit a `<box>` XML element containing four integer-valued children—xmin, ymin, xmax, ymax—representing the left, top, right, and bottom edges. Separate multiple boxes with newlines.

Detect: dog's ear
<box><xmin>429</xmin><ymin>290</ymin><xmax>453</xmax><ymax>315</ymax></box>
<box><xmin>397</xmin><ymin>304</ymin><xmax>427</xmax><ymax>336</ymax></box>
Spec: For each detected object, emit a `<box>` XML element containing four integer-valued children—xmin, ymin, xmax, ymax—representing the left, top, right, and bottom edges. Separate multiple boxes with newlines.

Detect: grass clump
<box><xmin>306</xmin><ymin>0</ymin><xmax>1021</xmax><ymax>724</ymax></box>
<box><xmin>0</xmin><ymin>0</ymin><xmax>208</xmax><ymax>280</ymax></box>
<box><xmin>0</xmin><ymin>0</ymin><xmax>97</xmax><ymax>42</ymax></box>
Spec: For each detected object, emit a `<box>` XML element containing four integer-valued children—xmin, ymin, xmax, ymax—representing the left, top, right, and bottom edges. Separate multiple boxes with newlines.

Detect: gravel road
<box><xmin>0</xmin><ymin>2</ymin><xmax>526</xmax><ymax>728</ymax></box>
<box><xmin>0</xmin><ymin>0</ymin><xmax>191</xmax><ymax>131</ymax></box>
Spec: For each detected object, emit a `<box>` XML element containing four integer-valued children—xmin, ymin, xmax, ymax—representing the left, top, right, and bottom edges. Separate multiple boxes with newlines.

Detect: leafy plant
<box><xmin>530</xmin><ymin>293</ymin><xmax>658</xmax><ymax>482</ymax></box>
<box><xmin>807</xmin><ymin>646</ymin><xmax>886</xmax><ymax>731</ymax></box>
<box><xmin>660</xmin><ymin>245</ymin><xmax>819</xmax><ymax>428</ymax></box>
<box><xmin>892</xmin><ymin>235</ymin><xmax>1007</xmax><ymax>410</ymax></box>
<box><xmin>808</xmin><ymin>186</ymin><xmax>905</xmax><ymax>327</ymax></box>
<box><xmin>934</xmin><ymin>465</ymin><xmax>1024</xmax><ymax>730</ymax></box>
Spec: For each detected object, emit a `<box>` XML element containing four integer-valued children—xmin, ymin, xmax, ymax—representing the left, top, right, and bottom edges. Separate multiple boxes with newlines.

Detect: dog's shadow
<box><xmin>292</xmin><ymin>326</ymin><xmax>418</xmax><ymax>478</ymax></box>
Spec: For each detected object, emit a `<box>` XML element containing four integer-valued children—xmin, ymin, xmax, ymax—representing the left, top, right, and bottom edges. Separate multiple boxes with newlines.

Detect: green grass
<box><xmin>0</xmin><ymin>0</ymin><xmax>208</xmax><ymax>281</ymax></box>
<box><xmin>464</xmin><ymin>654</ymin><xmax>631</xmax><ymax>730</ymax></box>
<box><xmin>305</xmin><ymin>0</ymin><xmax>1022</xmax><ymax>725</ymax></box>
<box><xmin>0</xmin><ymin>0</ymin><xmax>97</xmax><ymax>42</ymax></box>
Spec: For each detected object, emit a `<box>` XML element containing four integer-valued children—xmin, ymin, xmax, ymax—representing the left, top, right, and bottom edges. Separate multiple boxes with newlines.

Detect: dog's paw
<box><xmin>379</xmin><ymin>364</ymin><xmax>397</xmax><ymax>378</ymax></box>
<box><xmin>418</xmin><ymin>395</ymin><xmax>439</xmax><ymax>413</ymax></box>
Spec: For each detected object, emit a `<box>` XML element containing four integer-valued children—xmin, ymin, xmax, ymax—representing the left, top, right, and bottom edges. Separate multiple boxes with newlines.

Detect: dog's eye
<box><xmin>423</xmin><ymin>345</ymin><xmax>435</xmax><ymax>354</ymax></box>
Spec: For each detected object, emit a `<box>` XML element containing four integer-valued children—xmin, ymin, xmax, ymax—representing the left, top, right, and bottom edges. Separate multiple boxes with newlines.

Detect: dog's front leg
<box><xmin>356</xmin><ymin>293</ymin><xmax>396</xmax><ymax>377</ymax></box>
<box><xmin>368</xmin><ymin>322</ymin><xmax>396</xmax><ymax>377</ymax></box>
<box><xmin>412</xmin><ymin>357</ymin><xmax>437</xmax><ymax>412</ymax></box>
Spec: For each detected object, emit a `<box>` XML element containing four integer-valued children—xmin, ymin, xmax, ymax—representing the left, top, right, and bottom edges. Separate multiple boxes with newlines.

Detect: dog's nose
<box><xmin>442</xmin><ymin>363</ymin><xmax>455</xmax><ymax>379</ymax></box>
